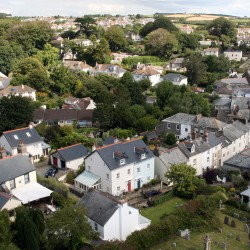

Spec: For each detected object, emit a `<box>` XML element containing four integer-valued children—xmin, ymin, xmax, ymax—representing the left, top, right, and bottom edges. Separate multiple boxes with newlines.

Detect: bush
<box><xmin>51</xmin><ymin>192</ymin><xmax>77</xmax><ymax>208</ymax></box>
<box><xmin>195</xmin><ymin>183</ymin><xmax>218</xmax><ymax>195</ymax></box>
<box><xmin>66</xmin><ymin>171</ymin><xmax>75</xmax><ymax>185</ymax></box>
<box><xmin>150</xmin><ymin>191</ymin><xmax>174</xmax><ymax>207</ymax></box>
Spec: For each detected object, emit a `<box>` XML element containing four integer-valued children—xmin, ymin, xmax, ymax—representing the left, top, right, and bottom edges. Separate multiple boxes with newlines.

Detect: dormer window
<box><xmin>141</xmin><ymin>153</ymin><xmax>146</xmax><ymax>160</ymax></box>
<box><xmin>13</xmin><ymin>135</ymin><xmax>19</xmax><ymax>140</ymax></box>
<box><xmin>120</xmin><ymin>159</ymin><xmax>126</xmax><ymax>165</ymax></box>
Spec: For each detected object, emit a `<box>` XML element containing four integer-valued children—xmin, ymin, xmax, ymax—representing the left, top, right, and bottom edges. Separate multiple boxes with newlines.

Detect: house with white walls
<box><xmin>76</xmin><ymin>139</ymin><xmax>154</xmax><ymax>196</ymax></box>
<box><xmin>0</xmin><ymin>153</ymin><xmax>52</xmax><ymax>204</ymax></box>
<box><xmin>161</xmin><ymin>73</ymin><xmax>188</xmax><ymax>86</ymax></box>
<box><xmin>50</xmin><ymin>143</ymin><xmax>88</xmax><ymax>171</ymax></box>
<box><xmin>77</xmin><ymin>188</ymin><xmax>151</xmax><ymax>241</ymax></box>
<box><xmin>223</xmin><ymin>50</ymin><xmax>243</xmax><ymax>61</ymax></box>
<box><xmin>132</xmin><ymin>66</ymin><xmax>161</xmax><ymax>86</ymax></box>
<box><xmin>89</xmin><ymin>64</ymin><xmax>126</xmax><ymax>78</ymax></box>
<box><xmin>201</xmin><ymin>48</ymin><xmax>219</xmax><ymax>57</ymax></box>
<box><xmin>0</xmin><ymin>84</ymin><xmax>36</xmax><ymax>101</ymax></box>
<box><xmin>0</xmin><ymin>192</ymin><xmax>22</xmax><ymax>212</ymax></box>
<box><xmin>0</xmin><ymin>126</ymin><xmax>51</xmax><ymax>163</ymax></box>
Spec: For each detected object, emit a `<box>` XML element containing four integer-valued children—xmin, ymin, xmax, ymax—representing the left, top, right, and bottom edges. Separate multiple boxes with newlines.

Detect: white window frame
<box><xmin>10</xmin><ymin>179</ymin><xmax>16</xmax><ymax>190</ymax></box>
<box><xmin>24</xmin><ymin>173</ymin><xmax>30</xmax><ymax>184</ymax></box>
<box><xmin>176</xmin><ymin>124</ymin><xmax>180</xmax><ymax>130</ymax></box>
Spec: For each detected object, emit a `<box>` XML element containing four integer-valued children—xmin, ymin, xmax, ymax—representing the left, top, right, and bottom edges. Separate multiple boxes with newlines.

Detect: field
<box><xmin>166</xmin><ymin>14</ymin><xmax>226</xmax><ymax>21</ymax></box>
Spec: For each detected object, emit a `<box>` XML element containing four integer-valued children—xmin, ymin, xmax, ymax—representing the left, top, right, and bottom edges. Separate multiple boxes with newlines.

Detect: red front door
<box><xmin>53</xmin><ymin>157</ymin><xmax>58</xmax><ymax>166</ymax></box>
<box><xmin>127</xmin><ymin>181</ymin><xmax>131</xmax><ymax>192</ymax></box>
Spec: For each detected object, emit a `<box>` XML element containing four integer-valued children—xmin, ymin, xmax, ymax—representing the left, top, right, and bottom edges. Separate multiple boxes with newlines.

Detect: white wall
<box><xmin>180</xmin><ymin>124</ymin><xmax>191</xmax><ymax>140</ymax></box>
<box><xmin>5</xmin><ymin>170</ymin><xmax>37</xmax><ymax>191</ymax></box>
<box><xmin>1</xmin><ymin>198</ymin><xmax>22</xmax><ymax>211</ymax></box>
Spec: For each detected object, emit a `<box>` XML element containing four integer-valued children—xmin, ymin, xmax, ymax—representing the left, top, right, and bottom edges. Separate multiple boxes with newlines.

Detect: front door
<box><xmin>137</xmin><ymin>179</ymin><xmax>141</xmax><ymax>189</ymax></box>
<box><xmin>127</xmin><ymin>181</ymin><xmax>131</xmax><ymax>192</ymax></box>
<box><xmin>53</xmin><ymin>157</ymin><xmax>58</xmax><ymax>167</ymax></box>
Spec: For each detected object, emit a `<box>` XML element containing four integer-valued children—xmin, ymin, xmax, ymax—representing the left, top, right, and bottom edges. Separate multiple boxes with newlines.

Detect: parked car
<box><xmin>143</xmin><ymin>190</ymin><xmax>162</xmax><ymax>199</ymax></box>
<box><xmin>45</xmin><ymin>167</ymin><xmax>58</xmax><ymax>178</ymax></box>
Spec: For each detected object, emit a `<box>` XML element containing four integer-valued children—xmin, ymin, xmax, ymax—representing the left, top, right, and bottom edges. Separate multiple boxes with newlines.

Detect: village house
<box><xmin>201</xmin><ymin>48</ymin><xmax>219</xmax><ymax>57</ymax></box>
<box><xmin>75</xmin><ymin>139</ymin><xmax>155</xmax><ymax>196</ymax></box>
<box><xmin>0</xmin><ymin>126</ymin><xmax>51</xmax><ymax>163</ymax></box>
<box><xmin>132</xmin><ymin>66</ymin><xmax>161</xmax><ymax>86</ymax></box>
<box><xmin>33</xmin><ymin>109</ymin><xmax>93</xmax><ymax>127</ymax></box>
<box><xmin>62</xmin><ymin>96</ymin><xmax>96</xmax><ymax>110</ymax></box>
<box><xmin>63</xmin><ymin>60</ymin><xmax>92</xmax><ymax>73</ymax></box>
<box><xmin>89</xmin><ymin>64</ymin><xmax>126</xmax><ymax>78</ymax></box>
<box><xmin>0</xmin><ymin>153</ymin><xmax>52</xmax><ymax>205</ymax></box>
<box><xmin>50</xmin><ymin>143</ymin><xmax>88</xmax><ymax>171</ymax></box>
<box><xmin>77</xmin><ymin>189</ymin><xmax>151</xmax><ymax>241</ymax></box>
<box><xmin>223</xmin><ymin>50</ymin><xmax>243</xmax><ymax>61</ymax></box>
<box><xmin>0</xmin><ymin>72</ymin><xmax>11</xmax><ymax>91</ymax></box>
<box><xmin>0</xmin><ymin>84</ymin><xmax>36</xmax><ymax>101</ymax></box>
<box><xmin>161</xmin><ymin>73</ymin><xmax>188</xmax><ymax>86</ymax></box>
<box><xmin>165</xmin><ymin>58</ymin><xmax>186</xmax><ymax>72</ymax></box>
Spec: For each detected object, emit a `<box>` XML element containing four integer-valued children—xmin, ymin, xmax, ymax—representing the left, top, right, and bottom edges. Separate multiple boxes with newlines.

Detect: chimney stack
<box><xmin>17</xmin><ymin>141</ymin><xmax>27</xmax><ymax>155</ymax></box>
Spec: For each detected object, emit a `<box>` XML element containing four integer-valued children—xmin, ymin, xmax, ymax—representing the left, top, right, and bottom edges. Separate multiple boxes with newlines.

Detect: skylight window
<box><xmin>13</xmin><ymin>135</ymin><xmax>19</xmax><ymax>140</ymax></box>
<box><xmin>26</xmin><ymin>132</ymin><xmax>31</xmax><ymax>137</ymax></box>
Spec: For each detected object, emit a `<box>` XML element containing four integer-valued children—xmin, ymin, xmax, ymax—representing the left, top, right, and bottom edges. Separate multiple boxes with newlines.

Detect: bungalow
<box><xmin>0</xmin><ymin>153</ymin><xmax>52</xmax><ymax>204</ymax></box>
<box><xmin>0</xmin><ymin>126</ymin><xmax>51</xmax><ymax>162</ymax></box>
<box><xmin>161</xmin><ymin>73</ymin><xmax>188</xmax><ymax>86</ymax></box>
<box><xmin>201</xmin><ymin>48</ymin><xmax>219</xmax><ymax>57</ymax></box>
<box><xmin>33</xmin><ymin>109</ymin><xmax>93</xmax><ymax>127</ymax></box>
<box><xmin>132</xmin><ymin>66</ymin><xmax>161</xmax><ymax>86</ymax></box>
<box><xmin>63</xmin><ymin>60</ymin><xmax>92</xmax><ymax>73</ymax></box>
<box><xmin>89</xmin><ymin>64</ymin><xmax>126</xmax><ymax>78</ymax></box>
<box><xmin>76</xmin><ymin>139</ymin><xmax>155</xmax><ymax>196</ymax></box>
<box><xmin>0</xmin><ymin>84</ymin><xmax>36</xmax><ymax>101</ymax></box>
<box><xmin>77</xmin><ymin>188</ymin><xmax>151</xmax><ymax>241</ymax></box>
<box><xmin>50</xmin><ymin>143</ymin><xmax>88</xmax><ymax>171</ymax></box>
<box><xmin>62</xmin><ymin>96</ymin><xmax>96</xmax><ymax>110</ymax></box>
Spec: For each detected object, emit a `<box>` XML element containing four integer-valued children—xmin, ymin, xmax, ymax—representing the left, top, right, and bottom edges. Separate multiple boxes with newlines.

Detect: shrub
<box><xmin>66</xmin><ymin>171</ymin><xmax>75</xmax><ymax>185</ymax></box>
<box><xmin>195</xmin><ymin>183</ymin><xmax>218</xmax><ymax>195</ymax></box>
<box><xmin>51</xmin><ymin>192</ymin><xmax>77</xmax><ymax>208</ymax></box>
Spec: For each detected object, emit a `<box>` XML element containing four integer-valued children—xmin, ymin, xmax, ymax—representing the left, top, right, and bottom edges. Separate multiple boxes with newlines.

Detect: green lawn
<box><xmin>141</xmin><ymin>196</ymin><xmax>184</xmax><ymax>224</ymax></box>
<box><xmin>151</xmin><ymin>212</ymin><xmax>249</xmax><ymax>250</ymax></box>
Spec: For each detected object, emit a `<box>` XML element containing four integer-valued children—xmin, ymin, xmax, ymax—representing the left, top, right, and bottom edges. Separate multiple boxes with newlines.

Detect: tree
<box><xmin>135</xmin><ymin>115</ymin><xmax>159</xmax><ymax>132</ymax></box>
<box><xmin>203</xmin><ymin>167</ymin><xmax>217</xmax><ymax>184</ymax></box>
<box><xmin>184</xmin><ymin>53</ymin><xmax>207</xmax><ymax>85</ymax></box>
<box><xmin>75</xmin><ymin>16</ymin><xmax>96</xmax><ymax>38</ymax></box>
<box><xmin>165</xmin><ymin>163</ymin><xmax>200</xmax><ymax>198</ymax></box>
<box><xmin>46</xmin><ymin>206</ymin><xmax>97</xmax><ymax>250</ymax></box>
<box><xmin>206</xmin><ymin>17</ymin><xmax>236</xmax><ymax>40</ymax></box>
<box><xmin>164</xmin><ymin>132</ymin><xmax>176</xmax><ymax>145</ymax></box>
<box><xmin>0</xmin><ymin>96</ymin><xmax>35</xmax><ymax>133</ymax></box>
<box><xmin>144</xmin><ymin>28</ymin><xmax>178</xmax><ymax>58</ymax></box>
<box><xmin>105</xmin><ymin>25</ymin><xmax>127</xmax><ymax>51</ymax></box>
<box><xmin>14</xmin><ymin>207</ymin><xmax>40</xmax><ymax>250</ymax></box>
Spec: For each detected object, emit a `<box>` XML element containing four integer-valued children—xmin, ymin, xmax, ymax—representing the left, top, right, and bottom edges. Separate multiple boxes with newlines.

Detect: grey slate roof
<box><xmin>213</xmin><ymin>98</ymin><xmax>231</xmax><ymax>107</ymax></box>
<box><xmin>77</xmin><ymin>189</ymin><xmax>119</xmax><ymax>226</ymax></box>
<box><xmin>162</xmin><ymin>113</ymin><xmax>195</xmax><ymax>125</ymax></box>
<box><xmin>222</xmin><ymin>122</ymin><xmax>246</xmax><ymax>142</ymax></box>
<box><xmin>162</xmin><ymin>73</ymin><xmax>187</xmax><ymax>82</ymax></box>
<box><xmin>2</xmin><ymin>127</ymin><xmax>42</xmax><ymax>148</ymax></box>
<box><xmin>51</xmin><ymin>143</ymin><xmax>88</xmax><ymax>162</ymax></box>
<box><xmin>224</xmin><ymin>148</ymin><xmax>250</xmax><ymax>170</ymax></box>
<box><xmin>92</xmin><ymin>139</ymin><xmax>154</xmax><ymax>171</ymax></box>
<box><xmin>103</xmin><ymin>137</ymin><xmax>117</xmax><ymax>146</ymax></box>
<box><xmin>231</xmin><ymin>97</ymin><xmax>250</xmax><ymax>109</ymax></box>
<box><xmin>0</xmin><ymin>155</ymin><xmax>35</xmax><ymax>183</ymax></box>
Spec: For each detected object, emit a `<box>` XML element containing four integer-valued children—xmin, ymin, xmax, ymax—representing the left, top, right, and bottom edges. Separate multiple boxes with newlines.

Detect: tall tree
<box><xmin>105</xmin><ymin>25</ymin><xmax>127</xmax><ymax>51</ymax></box>
<box><xmin>0</xmin><ymin>96</ymin><xmax>35</xmax><ymax>133</ymax></box>
<box><xmin>144</xmin><ymin>28</ymin><xmax>178</xmax><ymax>58</ymax></box>
<box><xmin>75</xmin><ymin>16</ymin><xmax>96</xmax><ymax>38</ymax></box>
<box><xmin>46</xmin><ymin>206</ymin><xmax>96</xmax><ymax>250</ymax></box>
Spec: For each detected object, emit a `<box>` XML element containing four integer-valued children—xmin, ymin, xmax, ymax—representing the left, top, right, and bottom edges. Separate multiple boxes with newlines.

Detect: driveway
<box><xmin>36</xmin><ymin>165</ymin><xmax>66</xmax><ymax>179</ymax></box>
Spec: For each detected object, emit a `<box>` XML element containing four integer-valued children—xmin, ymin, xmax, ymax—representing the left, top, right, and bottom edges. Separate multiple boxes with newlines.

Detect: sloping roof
<box><xmin>1</xmin><ymin>85</ymin><xmax>36</xmax><ymax>95</ymax></box>
<box><xmin>51</xmin><ymin>143</ymin><xmax>88</xmax><ymax>162</ymax></box>
<box><xmin>219</xmin><ymin>78</ymin><xmax>248</xmax><ymax>85</ymax></box>
<box><xmin>63</xmin><ymin>61</ymin><xmax>92</xmax><ymax>71</ymax></box>
<box><xmin>91</xmin><ymin>139</ymin><xmax>154</xmax><ymax>171</ymax></box>
<box><xmin>103</xmin><ymin>136</ymin><xmax>118</xmax><ymax>146</ymax></box>
<box><xmin>162</xmin><ymin>113</ymin><xmax>195</xmax><ymax>125</ymax></box>
<box><xmin>33</xmin><ymin>109</ymin><xmax>93</xmax><ymax>122</ymax></box>
<box><xmin>162</xmin><ymin>73</ymin><xmax>187</xmax><ymax>82</ymax></box>
<box><xmin>0</xmin><ymin>192</ymin><xmax>14</xmax><ymax>209</ymax></box>
<box><xmin>3</xmin><ymin>127</ymin><xmax>42</xmax><ymax>148</ymax></box>
<box><xmin>231</xmin><ymin>97</ymin><xmax>250</xmax><ymax>109</ymax></box>
<box><xmin>213</xmin><ymin>98</ymin><xmax>231</xmax><ymax>107</ymax></box>
<box><xmin>77</xmin><ymin>189</ymin><xmax>120</xmax><ymax>226</ymax></box>
<box><xmin>170</xmin><ymin>58</ymin><xmax>184</xmax><ymax>64</ymax></box>
<box><xmin>75</xmin><ymin>171</ymin><xmax>101</xmax><ymax>187</ymax></box>
<box><xmin>0</xmin><ymin>155</ymin><xmax>35</xmax><ymax>183</ymax></box>
<box><xmin>222</xmin><ymin>122</ymin><xmax>248</xmax><ymax>142</ymax></box>
<box><xmin>133</xmin><ymin>66</ymin><xmax>160</xmax><ymax>76</ymax></box>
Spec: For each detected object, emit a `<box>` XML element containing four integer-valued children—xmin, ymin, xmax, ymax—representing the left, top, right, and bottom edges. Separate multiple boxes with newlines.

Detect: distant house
<box><xmin>50</xmin><ymin>143</ymin><xmax>88</xmax><ymax>171</ymax></box>
<box><xmin>165</xmin><ymin>58</ymin><xmax>186</xmax><ymax>72</ymax></box>
<box><xmin>179</xmin><ymin>25</ymin><xmax>194</xmax><ymax>34</ymax></box>
<box><xmin>201</xmin><ymin>48</ymin><xmax>219</xmax><ymax>57</ymax></box>
<box><xmin>89</xmin><ymin>64</ymin><xmax>126</xmax><ymax>78</ymax></box>
<box><xmin>62</xmin><ymin>97</ymin><xmax>96</xmax><ymax>110</ymax></box>
<box><xmin>0</xmin><ymin>154</ymin><xmax>52</xmax><ymax>204</ymax></box>
<box><xmin>77</xmin><ymin>189</ymin><xmax>151</xmax><ymax>241</ymax></box>
<box><xmin>63</xmin><ymin>60</ymin><xmax>92</xmax><ymax>73</ymax></box>
<box><xmin>33</xmin><ymin>109</ymin><xmax>93</xmax><ymax>127</ymax></box>
<box><xmin>132</xmin><ymin>66</ymin><xmax>161</xmax><ymax>86</ymax></box>
<box><xmin>161</xmin><ymin>73</ymin><xmax>188</xmax><ymax>86</ymax></box>
<box><xmin>223</xmin><ymin>50</ymin><xmax>242</xmax><ymax>61</ymax></box>
<box><xmin>0</xmin><ymin>84</ymin><xmax>36</xmax><ymax>101</ymax></box>
<box><xmin>76</xmin><ymin>139</ymin><xmax>155</xmax><ymax>195</ymax></box>
<box><xmin>0</xmin><ymin>126</ymin><xmax>51</xmax><ymax>162</ymax></box>
<box><xmin>156</xmin><ymin>113</ymin><xmax>228</xmax><ymax>140</ymax></box>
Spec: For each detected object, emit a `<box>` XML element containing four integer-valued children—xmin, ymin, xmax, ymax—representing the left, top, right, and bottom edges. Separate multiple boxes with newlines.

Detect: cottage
<box><xmin>201</xmin><ymin>48</ymin><xmax>219</xmax><ymax>57</ymax></box>
<box><xmin>89</xmin><ymin>64</ymin><xmax>126</xmax><ymax>78</ymax></box>
<box><xmin>50</xmin><ymin>143</ymin><xmax>88</xmax><ymax>171</ymax></box>
<box><xmin>224</xmin><ymin>50</ymin><xmax>243</xmax><ymax>61</ymax></box>
<box><xmin>78</xmin><ymin>139</ymin><xmax>155</xmax><ymax>195</ymax></box>
<box><xmin>77</xmin><ymin>189</ymin><xmax>151</xmax><ymax>241</ymax></box>
<box><xmin>63</xmin><ymin>60</ymin><xmax>92</xmax><ymax>73</ymax></box>
<box><xmin>161</xmin><ymin>73</ymin><xmax>188</xmax><ymax>86</ymax></box>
